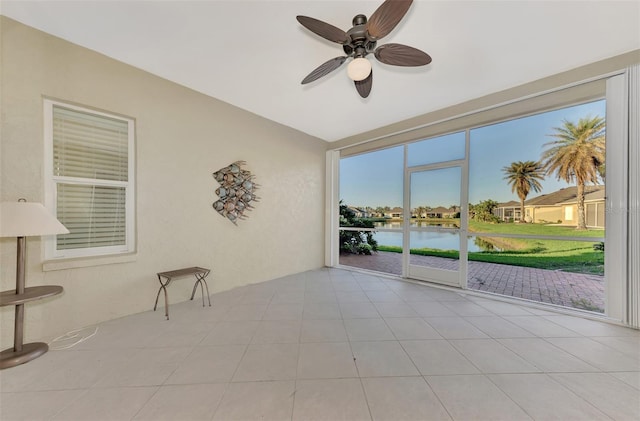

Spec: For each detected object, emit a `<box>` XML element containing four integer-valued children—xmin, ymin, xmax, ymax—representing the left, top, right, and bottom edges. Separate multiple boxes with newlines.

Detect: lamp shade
<box><xmin>0</xmin><ymin>202</ymin><xmax>69</xmax><ymax>237</ymax></box>
<box><xmin>347</xmin><ymin>57</ymin><xmax>372</xmax><ymax>82</ymax></box>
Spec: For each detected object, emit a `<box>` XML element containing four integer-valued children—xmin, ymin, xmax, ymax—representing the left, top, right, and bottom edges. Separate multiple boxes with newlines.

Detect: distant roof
<box><xmin>557</xmin><ymin>187</ymin><xmax>606</xmax><ymax>204</ymax></box>
<box><xmin>430</xmin><ymin>206</ymin><xmax>452</xmax><ymax>213</ymax></box>
<box><xmin>525</xmin><ymin>185</ymin><xmax>605</xmax><ymax>206</ymax></box>
<box><xmin>389</xmin><ymin>207</ymin><xmax>403</xmax><ymax>213</ymax></box>
<box><xmin>497</xmin><ymin>200</ymin><xmax>520</xmax><ymax>208</ymax></box>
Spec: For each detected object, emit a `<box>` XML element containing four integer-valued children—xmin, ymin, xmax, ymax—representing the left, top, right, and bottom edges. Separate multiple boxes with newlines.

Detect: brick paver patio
<box><xmin>339</xmin><ymin>251</ymin><xmax>605</xmax><ymax>312</ymax></box>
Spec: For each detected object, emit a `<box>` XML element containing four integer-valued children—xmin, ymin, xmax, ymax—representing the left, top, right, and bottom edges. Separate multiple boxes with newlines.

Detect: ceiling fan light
<box><xmin>347</xmin><ymin>57</ymin><xmax>372</xmax><ymax>81</ymax></box>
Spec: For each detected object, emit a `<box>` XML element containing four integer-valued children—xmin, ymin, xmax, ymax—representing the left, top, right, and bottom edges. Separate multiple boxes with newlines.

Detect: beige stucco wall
<box><xmin>530</xmin><ymin>207</ymin><xmax>564</xmax><ymax>224</ymax></box>
<box><xmin>0</xmin><ymin>17</ymin><xmax>326</xmax><ymax>346</ymax></box>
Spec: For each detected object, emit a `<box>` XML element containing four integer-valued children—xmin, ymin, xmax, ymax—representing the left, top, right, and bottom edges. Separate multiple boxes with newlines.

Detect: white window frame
<box><xmin>43</xmin><ymin>99</ymin><xmax>136</xmax><ymax>260</ymax></box>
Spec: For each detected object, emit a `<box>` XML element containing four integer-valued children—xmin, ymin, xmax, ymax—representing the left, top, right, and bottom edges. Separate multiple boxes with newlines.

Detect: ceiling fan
<box><xmin>297</xmin><ymin>0</ymin><xmax>432</xmax><ymax>98</ymax></box>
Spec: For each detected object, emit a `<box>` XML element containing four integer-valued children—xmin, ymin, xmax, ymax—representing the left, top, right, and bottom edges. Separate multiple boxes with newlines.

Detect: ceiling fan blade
<box><xmin>374</xmin><ymin>43</ymin><xmax>432</xmax><ymax>66</ymax></box>
<box><xmin>354</xmin><ymin>70</ymin><xmax>373</xmax><ymax>98</ymax></box>
<box><xmin>296</xmin><ymin>16</ymin><xmax>350</xmax><ymax>44</ymax></box>
<box><xmin>366</xmin><ymin>0</ymin><xmax>413</xmax><ymax>40</ymax></box>
<box><xmin>301</xmin><ymin>56</ymin><xmax>348</xmax><ymax>84</ymax></box>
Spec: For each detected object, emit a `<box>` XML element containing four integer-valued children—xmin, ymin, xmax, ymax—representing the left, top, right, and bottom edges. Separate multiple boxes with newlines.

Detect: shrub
<box><xmin>357</xmin><ymin>243</ymin><xmax>373</xmax><ymax>254</ymax></box>
<box><xmin>339</xmin><ymin>201</ymin><xmax>378</xmax><ymax>255</ymax></box>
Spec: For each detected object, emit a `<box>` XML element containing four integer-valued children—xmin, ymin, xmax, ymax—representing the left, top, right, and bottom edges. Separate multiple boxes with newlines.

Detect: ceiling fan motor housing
<box><xmin>344</xmin><ymin>15</ymin><xmax>377</xmax><ymax>57</ymax></box>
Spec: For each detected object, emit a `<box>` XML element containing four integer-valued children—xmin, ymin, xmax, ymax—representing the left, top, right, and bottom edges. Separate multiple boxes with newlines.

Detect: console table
<box><xmin>154</xmin><ymin>267</ymin><xmax>211</xmax><ymax>320</ymax></box>
<box><xmin>0</xmin><ymin>285</ymin><xmax>63</xmax><ymax>369</ymax></box>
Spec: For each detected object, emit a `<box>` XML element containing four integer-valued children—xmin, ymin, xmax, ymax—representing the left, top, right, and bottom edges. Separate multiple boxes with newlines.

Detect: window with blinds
<box><xmin>44</xmin><ymin>100</ymin><xmax>135</xmax><ymax>258</ymax></box>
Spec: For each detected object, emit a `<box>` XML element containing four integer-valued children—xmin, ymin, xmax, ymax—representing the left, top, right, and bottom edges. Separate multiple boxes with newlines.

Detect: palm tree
<box><xmin>541</xmin><ymin>115</ymin><xmax>605</xmax><ymax>230</ymax></box>
<box><xmin>502</xmin><ymin>160</ymin><xmax>545</xmax><ymax>222</ymax></box>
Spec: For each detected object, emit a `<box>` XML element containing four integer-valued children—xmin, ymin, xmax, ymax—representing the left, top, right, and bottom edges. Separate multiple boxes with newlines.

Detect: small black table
<box><xmin>154</xmin><ymin>267</ymin><xmax>211</xmax><ymax>320</ymax></box>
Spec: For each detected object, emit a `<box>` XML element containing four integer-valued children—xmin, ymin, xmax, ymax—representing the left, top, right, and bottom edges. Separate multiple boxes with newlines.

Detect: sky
<box><xmin>340</xmin><ymin>99</ymin><xmax>606</xmax><ymax>209</ymax></box>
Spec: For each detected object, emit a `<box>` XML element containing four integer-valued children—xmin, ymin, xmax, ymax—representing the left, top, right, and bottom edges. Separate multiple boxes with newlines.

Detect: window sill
<box><xmin>42</xmin><ymin>253</ymin><xmax>137</xmax><ymax>272</ymax></box>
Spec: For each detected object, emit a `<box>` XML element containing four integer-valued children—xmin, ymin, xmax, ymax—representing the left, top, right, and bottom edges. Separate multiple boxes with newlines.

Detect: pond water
<box><xmin>372</xmin><ymin>221</ymin><xmax>500</xmax><ymax>252</ymax></box>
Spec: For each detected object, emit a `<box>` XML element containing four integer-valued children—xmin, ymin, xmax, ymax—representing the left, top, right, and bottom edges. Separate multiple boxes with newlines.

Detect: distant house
<box><xmin>493</xmin><ymin>200</ymin><xmax>520</xmax><ymax>221</ymax></box>
<box><xmin>555</xmin><ymin>187</ymin><xmax>605</xmax><ymax>228</ymax></box>
<box><xmin>347</xmin><ymin>206</ymin><xmax>369</xmax><ymax>218</ymax></box>
<box><xmin>426</xmin><ymin>206</ymin><xmax>455</xmax><ymax>218</ymax></box>
<box><xmin>384</xmin><ymin>207</ymin><xmax>404</xmax><ymax>218</ymax></box>
<box><xmin>494</xmin><ymin>186</ymin><xmax>605</xmax><ymax>227</ymax></box>
<box><xmin>412</xmin><ymin>209</ymin><xmax>426</xmax><ymax>218</ymax></box>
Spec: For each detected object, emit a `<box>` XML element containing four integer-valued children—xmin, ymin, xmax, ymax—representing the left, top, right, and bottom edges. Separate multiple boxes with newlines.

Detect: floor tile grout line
<box><xmin>485</xmin><ymin>371</ymin><xmax>614</xmax><ymax>421</ymax></box>
<box><xmin>480</xmin><ymin>373</ymin><xmax>537</xmax><ymax>421</ymax></box>
<box><xmin>598</xmin><ymin>370</ymin><xmax>640</xmax><ymax>391</ymax></box>
<box><xmin>206</xmin><ymin>381</ymin><xmax>233</xmax><ymax>420</ymax></box>
<box><xmin>336</xmin><ymin>273</ymin><xmax>377</xmax><ymax>381</ymax></box>
<box><xmin>129</xmin><ymin>384</ymin><xmax>165</xmax><ymax>421</ymax></box>
<box><xmin>288</xmin><ymin>302</ymin><xmax>307</xmax><ymax>421</ymax></box>
<box><xmin>343</xmin><ymin>306</ymin><xmax>375</xmax><ymax>421</ymax></box>
<box><xmin>496</xmin><ymin>336</ymin><xmax>603</xmax><ymax>374</ymax></box>
<box><xmin>356</xmin><ymin>377</ymin><xmax>375</xmax><ymax>421</ymax></box>
<box><xmin>536</xmin><ymin>335</ymin><xmax>620</xmax><ymax>373</ymax></box>
<box><xmin>47</xmin><ymin>386</ymin><xmax>94</xmax><ymax>420</ymax></box>
<box><xmin>431</xmin><ymin>311</ymin><xmax>489</xmax><ymax>376</ymax></box>
<box><xmin>420</xmin><ymin>375</ymin><xmax>457</xmax><ymax>421</ymax></box>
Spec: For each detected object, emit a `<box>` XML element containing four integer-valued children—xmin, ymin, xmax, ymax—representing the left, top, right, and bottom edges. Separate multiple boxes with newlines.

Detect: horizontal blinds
<box><xmin>53</xmin><ymin>105</ymin><xmax>128</xmax><ymax>181</ymax></box>
<box><xmin>56</xmin><ymin>184</ymin><xmax>126</xmax><ymax>250</ymax></box>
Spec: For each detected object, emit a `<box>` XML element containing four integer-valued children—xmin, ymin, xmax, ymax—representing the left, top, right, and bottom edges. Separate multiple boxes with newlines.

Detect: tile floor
<box><xmin>0</xmin><ymin>268</ymin><xmax>638</xmax><ymax>420</ymax></box>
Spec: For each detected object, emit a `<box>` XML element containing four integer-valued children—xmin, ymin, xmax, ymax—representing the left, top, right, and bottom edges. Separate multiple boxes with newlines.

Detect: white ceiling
<box><xmin>2</xmin><ymin>1</ymin><xmax>639</xmax><ymax>142</ymax></box>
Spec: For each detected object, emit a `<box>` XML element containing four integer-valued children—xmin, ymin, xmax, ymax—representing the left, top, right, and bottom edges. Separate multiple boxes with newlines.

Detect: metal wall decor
<box><xmin>212</xmin><ymin>161</ymin><xmax>259</xmax><ymax>225</ymax></box>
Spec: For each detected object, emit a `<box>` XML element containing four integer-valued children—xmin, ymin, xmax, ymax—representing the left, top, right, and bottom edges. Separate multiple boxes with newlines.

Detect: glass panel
<box><xmin>407</xmin><ymin>132</ymin><xmax>465</xmax><ymax>167</ymax></box>
<box><xmin>467</xmin><ymin>100</ymin><xmax>606</xmax><ymax>310</ymax></box>
<box><xmin>53</xmin><ymin>105</ymin><xmax>129</xmax><ymax>181</ymax></box>
<box><xmin>467</xmin><ymin>236</ymin><xmax>605</xmax><ymax>313</ymax></box>
<box><xmin>469</xmin><ymin>100</ymin><xmax>606</xmax><ymax>233</ymax></box>
<box><xmin>340</xmin><ymin>146</ymin><xmax>403</xmax><ymax>216</ymax></box>
<box><xmin>339</xmin><ymin>146</ymin><xmax>404</xmax><ymax>275</ymax></box>
<box><xmin>409</xmin><ymin>231</ymin><xmax>459</xmax><ymax>271</ymax></box>
<box><xmin>56</xmin><ymin>183</ymin><xmax>126</xmax><ymax>250</ymax></box>
<box><xmin>371</xmin><ymin>228</ymin><xmax>403</xmax><ymax>249</ymax></box>
<box><xmin>409</xmin><ymin>166</ymin><xmax>461</xmax><ymax>273</ymax></box>
<box><xmin>338</xmin><ymin>230</ymin><xmax>402</xmax><ymax>276</ymax></box>
<box><xmin>410</xmin><ymin>167</ymin><xmax>461</xmax><ymax>223</ymax></box>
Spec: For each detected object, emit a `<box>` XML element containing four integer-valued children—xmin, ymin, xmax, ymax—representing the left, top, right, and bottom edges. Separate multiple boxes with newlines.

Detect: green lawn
<box><xmin>468</xmin><ymin>220</ymin><xmax>605</xmax><ymax>238</ymax></box>
<box><xmin>376</xmin><ymin>220</ymin><xmax>605</xmax><ymax>275</ymax></box>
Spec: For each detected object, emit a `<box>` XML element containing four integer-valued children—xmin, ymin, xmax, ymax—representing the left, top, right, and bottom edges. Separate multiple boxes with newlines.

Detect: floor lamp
<box><xmin>0</xmin><ymin>200</ymin><xmax>69</xmax><ymax>370</ymax></box>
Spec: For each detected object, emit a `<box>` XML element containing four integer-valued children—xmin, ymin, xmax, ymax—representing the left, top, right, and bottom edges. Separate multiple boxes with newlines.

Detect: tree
<box><xmin>415</xmin><ymin>206</ymin><xmax>426</xmax><ymax>219</ymax></box>
<box><xmin>542</xmin><ymin>115</ymin><xmax>605</xmax><ymax>230</ymax></box>
<box><xmin>502</xmin><ymin>160</ymin><xmax>545</xmax><ymax>222</ymax></box>
<box><xmin>470</xmin><ymin>199</ymin><xmax>500</xmax><ymax>222</ymax></box>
